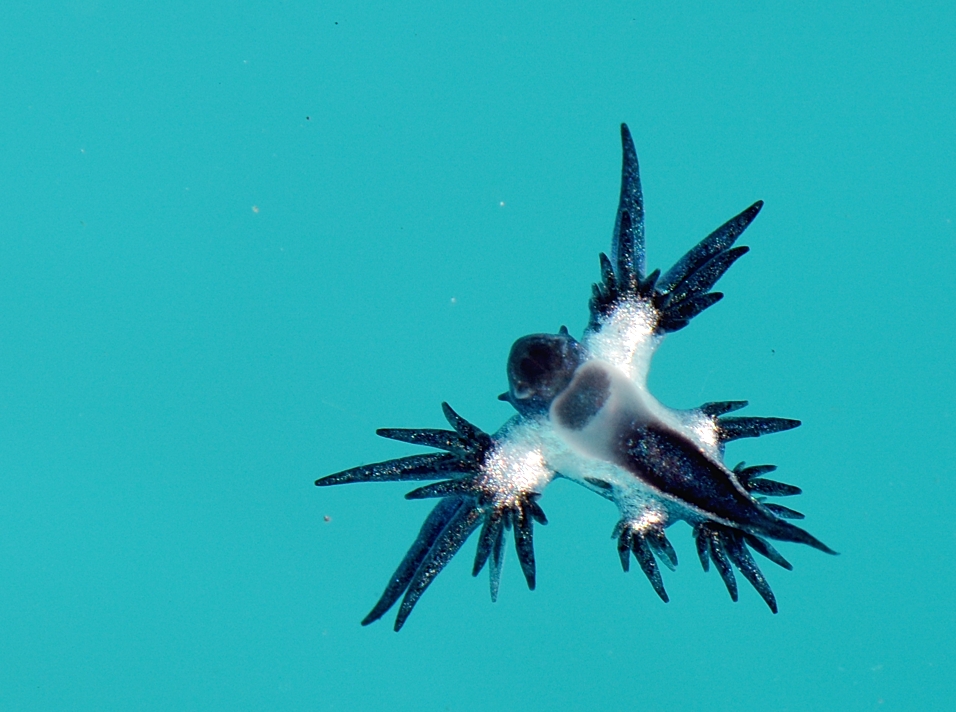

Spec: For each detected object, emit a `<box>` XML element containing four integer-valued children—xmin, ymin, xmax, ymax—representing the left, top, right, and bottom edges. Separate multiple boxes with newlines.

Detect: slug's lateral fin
<box><xmin>695</xmin><ymin>523</ymin><xmax>780</xmax><ymax>613</ymax></box>
<box><xmin>742</xmin><ymin>533</ymin><xmax>792</xmax><ymax>570</ymax></box>
<box><xmin>393</xmin><ymin>500</ymin><xmax>484</xmax><ymax>631</ymax></box>
<box><xmin>442</xmin><ymin>402</ymin><xmax>492</xmax><ymax>448</ymax></box>
<box><xmin>316</xmin><ymin>403</ymin><xmax>500</xmax><ymax>490</ymax></box>
<box><xmin>657</xmin><ymin>201</ymin><xmax>763</xmax><ymax>294</ymax></box>
<box><xmin>660</xmin><ymin>247</ymin><xmax>749</xmax><ymax>311</ymax></box>
<box><xmin>700</xmin><ymin>400</ymin><xmax>749</xmax><ymax>417</ymax></box>
<box><xmin>764</xmin><ymin>503</ymin><xmax>805</xmax><ymax>520</ymax></box>
<box><xmin>613</xmin><ymin>519</ymin><xmax>676</xmax><ymax>602</ymax></box>
<box><xmin>724</xmin><ymin>531</ymin><xmax>777</xmax><ymax>613</ymax></box>
<box><xmin>734</xmin><ymin>463</ymin><xmax>803</xmax><ymax>501</ymax></box>
<box><xmin>361</xmin><ymin>496</ymin><xmax>465</xmax><ymax>627</ymax></box>
<box><xmin>656</xmin><ymin>292</ymin><xmax>724</xmax><ymax>334</ymax></box>
<box><xmin>587</xmin><ymin>127</ymin><xmax>657</xmax><ymax>332</ymax></box>
<box><xmin>405</xmin><ymin>478</ymin><xmax>478</xmax><ymax>499</ymax></box>
<box><xmin>632</xmin><ymin>534</ymin><xmax>667</xmax><ymax>602</ymax></box>
<box><xmin>612</xmin><ymin>123</ymin><xmax>646</xmax><ymax>286</ymax></box>
<box><xmin>717</xmin><ymin>416</ymin><xmax>801</xmax><ymax>443</ymax></box>
<box><xmin>376</xmin><ymin>428</ymin><xmax>472</xmax><ymax>458</ymax></box>
<box><xmin>324</xmin><ymin>403</ymin><xmax>551</xmax><ymax>629</ymax></box>
<box><xmin>590</xmin><ymin>137</ymin><xmax>762</xmax><ymax>338</ymax></box>
<box><xmin>316</xmin><ymin>453</ymin><xmax>457</xmax><ymax>486</ymax></box>
<box><xmin>647</xmin><ymin>528</ymin><xmax>679</xmax><ymax>570</ymax></box>
<box><xmin>489</xmin><ymin>525</ymin><xmax>506</xmax><ymax>602</ymax></box>
<box><xmin>653</xmin><ymin>201</ymin><xmax>763</xmax><ymax>335</ymax></box>
<box><xmin>472</xmin><ymin>510</ymin><xmax>505</xmax><ymax>577</ymax></box>
<box><xmin>512</xmin><ymin>506</ymin><xmax>538</xmax><ymax>590</ymax></box>
<box><xmin>702</xmin><ymin>527</ymin><xmax>738</xmax><ymax>602</ymax></box>
<box><xmin>748</xmin><ymin>479</ymin><xmax>802</xmax><ymax>497</ymax></box>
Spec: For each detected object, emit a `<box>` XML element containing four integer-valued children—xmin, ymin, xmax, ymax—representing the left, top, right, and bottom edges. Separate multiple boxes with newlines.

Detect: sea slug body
<box><xmin>316</xmin><ymin>125</ymin><xmax>835</xmax><ymax>631</ymax></box>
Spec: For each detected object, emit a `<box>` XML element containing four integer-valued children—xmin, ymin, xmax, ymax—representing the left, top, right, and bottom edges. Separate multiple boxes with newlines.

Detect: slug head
<box><xmin>506</xmin><ymin>333</ymin><xmax>587</xmax><ymax>417</ymax></box>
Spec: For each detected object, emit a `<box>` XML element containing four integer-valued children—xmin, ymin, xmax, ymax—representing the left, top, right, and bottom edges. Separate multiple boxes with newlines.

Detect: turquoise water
<box><xmin>1</xmin><ymin>2</ymin><xmax>954</xmax><ymax>710</ymax></box>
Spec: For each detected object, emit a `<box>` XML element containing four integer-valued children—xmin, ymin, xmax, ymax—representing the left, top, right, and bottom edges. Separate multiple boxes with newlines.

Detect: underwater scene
<box><xmin>0</xmin><ymin>2</ymin><xmax>954</xmax><ymax>710</ymax></box>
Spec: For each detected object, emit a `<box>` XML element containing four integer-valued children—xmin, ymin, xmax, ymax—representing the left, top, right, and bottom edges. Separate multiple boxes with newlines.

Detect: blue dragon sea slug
<box><xmin>317</xmin><ymin>125</ymin><xmax>836</xmax><ymax>631</ymax></box>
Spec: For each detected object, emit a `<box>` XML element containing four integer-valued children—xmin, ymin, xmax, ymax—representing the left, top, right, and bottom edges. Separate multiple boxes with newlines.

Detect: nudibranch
<box><xmin>317</xmin><ymin>125</ymin><xmax>835</xmax><ymax>631</ymax></box>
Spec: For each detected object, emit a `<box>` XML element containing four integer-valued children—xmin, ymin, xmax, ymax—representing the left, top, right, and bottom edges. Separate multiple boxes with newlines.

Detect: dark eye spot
<box><xmin>554</xmin><ymin>368</ymin><xmax>611</xmax><ymax>431</ymax></box>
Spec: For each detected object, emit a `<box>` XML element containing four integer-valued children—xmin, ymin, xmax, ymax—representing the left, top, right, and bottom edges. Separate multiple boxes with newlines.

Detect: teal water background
<box><xmin>1</xmin><ymin>2</ymin><xmax>954</xmax><ymax>710</ymax></box>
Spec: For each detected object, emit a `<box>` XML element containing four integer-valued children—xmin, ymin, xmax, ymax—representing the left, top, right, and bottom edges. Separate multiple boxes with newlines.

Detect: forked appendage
<box><xmin>694</xmin><ymin>521</ymin><xmax>792</xmax><ymax>613</ymax></box>
<box><xmin>698</xmin><ymin>399</ymin><xmax>802</xmax><ymax>456</ymax></box>
<box><xmin>587</xmin><ymin>124</ymin><xmax>763</xmax><ymax>336</ymax></box>
<box><xmin>614</xmin><ymin>518</ymin><xmax>678</xmax><ymax>602</ymax></box>
<box><xmin>469</xmin><ymin>492</ymin><xmax>547</xmax><ymax>600</ymax></box>
<box><xmin>316</xmin><ymin>403</ymin><xmax>550</xmax><ymax>630</ymax></box>
<box><xmin>734</xmin><ymin>461</ymin><xmax>805</xmax><ymax>520</ymax></box>
<box><xmin>690</xmin><ymin>462</ymin><xmax>807</xmax><ymax>613</ymax></box>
